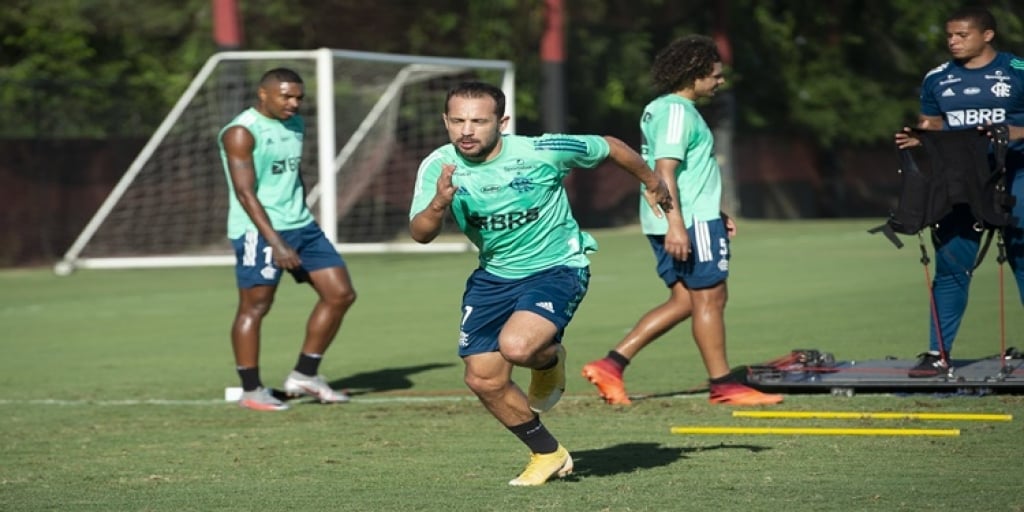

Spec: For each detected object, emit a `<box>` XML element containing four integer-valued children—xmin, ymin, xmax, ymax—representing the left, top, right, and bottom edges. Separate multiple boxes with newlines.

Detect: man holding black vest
<box><xmin>895</xmin><ymin>6</ymin><xmax>1024</xmax><ymax>377</ymax></box>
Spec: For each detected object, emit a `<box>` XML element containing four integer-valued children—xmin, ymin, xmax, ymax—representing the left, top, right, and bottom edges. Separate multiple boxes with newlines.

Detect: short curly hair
<box><xmin>259</xmin><ymin>67</ymin><xmax>303</xmax><ymax>86</ymax></box>
<box><xmin>650</xmin><ymin>35</ymin><xmax>721</xmax><ymax>95</ymax></box>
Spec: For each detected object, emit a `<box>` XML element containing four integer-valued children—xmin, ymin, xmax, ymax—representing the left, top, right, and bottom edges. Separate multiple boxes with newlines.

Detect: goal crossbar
<box><xmin>55</xmin><ymin>48</ymin><xmax>513</xmax><ymax>275</ymax></box>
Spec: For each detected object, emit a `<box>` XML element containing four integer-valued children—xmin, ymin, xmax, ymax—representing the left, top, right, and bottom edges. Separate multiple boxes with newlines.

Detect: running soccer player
<box><xmin>409</xmin><ymin>81</ymin><xmax>673</xmax><ymax>486</ymax></box>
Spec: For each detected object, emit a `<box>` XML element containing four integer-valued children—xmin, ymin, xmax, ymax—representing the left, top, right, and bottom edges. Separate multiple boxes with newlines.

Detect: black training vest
<box><xmin>870</xmin><ymin>126</ymin><xmax>1014</xmax><ymax>248</ymax></box>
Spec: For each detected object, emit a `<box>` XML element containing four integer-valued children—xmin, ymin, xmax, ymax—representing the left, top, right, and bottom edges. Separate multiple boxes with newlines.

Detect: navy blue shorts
<box><xmin>457</xmin><ymin>266</ymin><xmax>590</xmax><ymax>357</ymax></box>
<box><xmin>231</xmin><ymin>222</ymin><xmax>345</xmax><ymax>288</ymax></box>
<box><xmin>647</xmin><ymin>217</ymin><xmax>729</xmax><ymax>289</ymax></box>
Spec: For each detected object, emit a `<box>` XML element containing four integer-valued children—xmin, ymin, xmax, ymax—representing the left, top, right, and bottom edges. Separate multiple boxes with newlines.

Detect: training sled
<box><xmin>812</xmin><ymin>127</ymin><xmax>1024</xmax><ymax>398</ymax></box>
<box><xmin>742</xmin><ymin>348</ymin><xmax>1024</xmax><ymax>396</ymax></box>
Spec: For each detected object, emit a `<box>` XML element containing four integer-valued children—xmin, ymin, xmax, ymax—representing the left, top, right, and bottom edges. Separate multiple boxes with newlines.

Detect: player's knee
<box><xmin>324</xmin><ymin>287</ymin><xmax>357</xmax><ymax>310</ymax></box>
<box><xmin>664</xmin><ymin>298</ymin><xmax>693</xmax><ymax>319</ymax></box>
<box><xmin>338</xmin><ymin>287</ymin><xmax>357</xmax><ymax>308</ymax></box>
<box><xmin>239</xmin><ymin>299</ymin><xmax>273</xmax><ymax>319</ymax></box>
<box><xmin>499</xmin><ymin>341</ymin><xmax>535</xmax><ymax>366</ymax></box>
<box><xmin>464</xmin><ymin>372</ymin><xmax>504</xmax><ymax>396</ymax></box>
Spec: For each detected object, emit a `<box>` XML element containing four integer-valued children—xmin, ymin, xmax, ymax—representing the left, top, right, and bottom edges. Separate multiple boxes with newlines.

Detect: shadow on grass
<box><xmin>327</xmin><ymin>363</ymin><xmax>456</xmax><ymax>395</ymax></box>
<box><xmin>566</xmin><ymin>442</ymin><xmax>771</xmax><ymax>479</ymax></box>
<box><xmin>633</xmin><ymin>387</ymin><xmax>708</xmax><ymax>402</ymax></box>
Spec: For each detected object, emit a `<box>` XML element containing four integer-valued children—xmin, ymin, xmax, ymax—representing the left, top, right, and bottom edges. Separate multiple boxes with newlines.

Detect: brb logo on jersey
<box><xmin>467</xmin><ymin>207</ymin><xmax>540</xmax><ymax>231</ymax></box>
<box><xmin>271</xmin><ymin>156</ymin><xmax>302</xmax><ymax>174</ymax></box>
<box><xmin>945</xmin><ymin>108</ymin><xmax>1006</xmax><ymax>127</ymax></box>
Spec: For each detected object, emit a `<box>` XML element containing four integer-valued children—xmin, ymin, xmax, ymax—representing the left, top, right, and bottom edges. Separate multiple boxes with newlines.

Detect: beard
<box><xmin>453</xmin><ymin>134</ymin><xmax>500</xmax><ymax>162</ymax></box>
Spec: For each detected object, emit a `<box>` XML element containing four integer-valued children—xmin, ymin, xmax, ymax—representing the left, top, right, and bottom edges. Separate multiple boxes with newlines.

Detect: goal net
<box><xmin>56</xmin><ymin>49</ymin><xmax>515</xmax><ymax>274</ymax></box>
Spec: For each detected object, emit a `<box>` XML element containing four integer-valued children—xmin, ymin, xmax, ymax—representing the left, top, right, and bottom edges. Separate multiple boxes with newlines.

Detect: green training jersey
<box><xmin>638</xmin><ymin>94</ymin><xmax>722</xmax><ymax>233</ymax></box>
<box><xmin>410</xmin><ymin>134</ymin><xmax>610</xmax><ymax>279</ymax></box>
<box><xmin>218</xmin><ymin>107</ymin><xmax>313</xmax><ymax>239</ymax></box>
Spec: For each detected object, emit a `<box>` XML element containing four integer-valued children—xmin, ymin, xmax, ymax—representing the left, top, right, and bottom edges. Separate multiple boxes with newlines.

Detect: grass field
<box><xmin>2</xmin><ymin>219</ymin><xmax>1022</xmax><ymax>511</ymax></box>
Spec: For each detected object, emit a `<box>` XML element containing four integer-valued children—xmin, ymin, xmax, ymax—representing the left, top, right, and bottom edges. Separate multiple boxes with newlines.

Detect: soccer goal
<box><xmin>55</xmin><ymin>48</ymin><xmax>515</xmax><ymax>274</ymax></box>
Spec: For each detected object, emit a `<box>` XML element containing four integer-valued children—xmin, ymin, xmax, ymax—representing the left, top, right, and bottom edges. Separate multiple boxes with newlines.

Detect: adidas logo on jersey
<box><xmin>535</xmin><ymin>301</ymin><xmax>555</xmax><ymax>313</ymax></box>
<box><xmin>941</xmin><ymin>88</ymin><xmax>956</xmax><ymax>97</ymax></box>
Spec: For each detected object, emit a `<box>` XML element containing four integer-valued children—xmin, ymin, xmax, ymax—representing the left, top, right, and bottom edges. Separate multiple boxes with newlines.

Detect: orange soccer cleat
<box><xmin>708</xmin><ymin>382</ymin><xmax>783</xmax><ymax>406</ymax></box>
<box><xmin>581</xmin><ymin>358</ymin><xmax>631</xmax><ymax>405</ymax></box>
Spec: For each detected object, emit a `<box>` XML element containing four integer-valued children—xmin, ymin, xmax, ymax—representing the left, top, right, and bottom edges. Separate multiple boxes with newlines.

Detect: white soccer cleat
<box><xmin>282</xmin><ymin>371</ymin><xmax>350</xmax><ymax>403</ymax></box>
<box><xmin>238</xmin><ymin>387</ymin><xmax>290</xmax><ymax>412</ymax></box>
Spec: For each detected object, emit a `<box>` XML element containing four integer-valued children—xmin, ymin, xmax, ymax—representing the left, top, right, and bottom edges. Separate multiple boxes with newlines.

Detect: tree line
<box><xmin>3</xmin><ymin>0</ymin><xmax>1023</xmax><ymax>150</ymax></box>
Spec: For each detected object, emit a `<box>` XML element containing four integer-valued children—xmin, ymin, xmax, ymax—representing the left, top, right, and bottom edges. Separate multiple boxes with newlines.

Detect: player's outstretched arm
<box><xmin>410</xmin><ymin>163</ymin><xmax>458</xmax><ymax>244</ymax></box>
<box><xmin>602</xmin><ymin>136</ymin><xmax>673</xmax><ymax>217</ymax></box>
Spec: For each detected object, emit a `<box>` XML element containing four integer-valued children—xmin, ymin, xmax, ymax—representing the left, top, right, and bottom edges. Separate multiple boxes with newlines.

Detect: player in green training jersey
<box><xmin>219</xmin><ymin>68</ymin><xmax>356</xmax><ymax>412</ymax></box>
<box><xmin>409</xmin><ymin>81</ymin><xmax>673</xmax><ymax>486</ymax></box>
<box><xmin>582</xmin><ymin>35</ymin><xmax>783</xmax><ymax>407</ymax></box>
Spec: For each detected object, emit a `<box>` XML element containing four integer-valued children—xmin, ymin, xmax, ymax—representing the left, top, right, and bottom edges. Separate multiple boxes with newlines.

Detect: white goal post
<box><xmin>55</xmin><ymin>48</ymin><xmax>515</xmax><ymax>274</ymax></box>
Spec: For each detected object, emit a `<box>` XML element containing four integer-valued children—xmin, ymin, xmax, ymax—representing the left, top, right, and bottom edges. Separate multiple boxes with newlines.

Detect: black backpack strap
<box><xmin>969</xmin><ymin>227</ymin><xmax>998</xmax><ymax>274</ymax></box>
<box><xmin>981</xmin><ymin>125</ymin><xmax>1015</xmax><ymax>227</ymax></box>
<box><xmin>867</xmin><ymin>222</ymin><xmax>904</xmax><ymax>249</ymax></box>
<box><xmin>991</xmin><ymin>125</ymin><xmax>1009</xmax><ymax>173</ymax></box>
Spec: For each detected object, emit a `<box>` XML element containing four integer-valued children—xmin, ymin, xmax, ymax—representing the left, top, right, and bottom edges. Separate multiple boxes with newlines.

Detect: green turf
<box><xmin>1</xmin><ymin>219</ymin><xmax>1022</xmax><ymax>511</ymax></box>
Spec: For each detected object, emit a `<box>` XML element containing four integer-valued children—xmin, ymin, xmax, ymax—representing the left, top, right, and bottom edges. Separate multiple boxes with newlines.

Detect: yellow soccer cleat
<box><xmin>527</xmin><ymin>344</ymin><xmax>566</xmax><ymax>413</ymax></box>
<box><xmin>508</xmin><ymin>445</ymin><xmax>573</xmax><ymax>486</ymax></box>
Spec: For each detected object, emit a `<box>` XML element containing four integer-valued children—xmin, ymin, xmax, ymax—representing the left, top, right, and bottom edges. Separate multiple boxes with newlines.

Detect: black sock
<box><xmin>607</xmin><ymin>350</ymin><xmax>631</xmax><ymax>369</ymax></box>
<box><xmin>295</xmin><ymin>353</ymin><xmax>323</xmax><ymax>376</ymax></box>
<box><xmin>237</xmin><ymin>367</ymin><xmax>261</xmax><ymax>391</ymax></box>
<box><xmin>507</xmin><ymin>415</ymin><xmax>559</xmax><ymax>454</ymax></box>
<box><xmin>709</xmin><ymin>373</ymin><xmax>738</xmax><ymax>385</ymax></box>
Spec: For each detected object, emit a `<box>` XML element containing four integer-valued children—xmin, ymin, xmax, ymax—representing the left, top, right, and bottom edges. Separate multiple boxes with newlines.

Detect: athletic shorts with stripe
<box><xmin>457</xmin><ymin>265</ymin><xmax>590</xmax><ymax>358</ymax></box>
<box><xmin>231</xmin><ymin>221</ymin><xmax>346</xmax><ymax>288</ymax></box>
<box><xmin>647</xmin><ymin>217</ymin><xmax>729</xmax><ymax>289</ymax></box>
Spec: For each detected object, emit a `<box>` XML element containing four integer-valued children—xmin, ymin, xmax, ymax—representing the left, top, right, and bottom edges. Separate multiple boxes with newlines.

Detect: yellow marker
<box><xmin>670</xmin><ymin>426</ymin><xmax>960</xmax><ymax>436</ymax></box>
<box><xmin>731</xmin><ymin>411</ymin><xmax>1012</xmax><ymax>422</ymax></box>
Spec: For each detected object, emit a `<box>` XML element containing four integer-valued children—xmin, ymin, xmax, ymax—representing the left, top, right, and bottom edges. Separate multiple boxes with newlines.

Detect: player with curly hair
<box><xmin>582</xmin><ymin>35</ymin><xmax>783</xmax><ymax>406</ymax></box>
